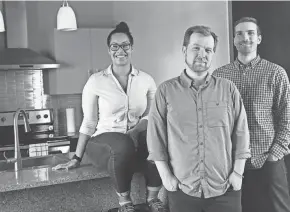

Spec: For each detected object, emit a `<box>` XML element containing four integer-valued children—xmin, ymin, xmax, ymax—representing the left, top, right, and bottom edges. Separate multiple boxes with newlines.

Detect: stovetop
<box><xmin>0</xmin><ymin>108</ymin><xmax>71</xmax><ymax>148</ymax></box>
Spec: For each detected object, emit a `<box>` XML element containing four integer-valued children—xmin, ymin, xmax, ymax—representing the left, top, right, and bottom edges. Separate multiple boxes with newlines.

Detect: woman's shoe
<box><xmin>118</xmin><ymin>203</ymin><xmax>137</xmax><ymax>212</ymax></box>
<box><xmin>148</xmin><ymin>198</ymin><xmax>168</xmax><ymax>212</ymax></box>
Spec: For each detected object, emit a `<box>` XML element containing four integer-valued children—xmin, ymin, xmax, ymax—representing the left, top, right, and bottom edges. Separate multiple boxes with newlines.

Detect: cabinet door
<box><xmin>48</xmin><ymin>29</ymin><xmax>91</xmax><ymax>94</ymax></box>
<box><xmin>90</xmin><ymin>28</ymin><xmax>112</xmax><ymax>73</ymax></box>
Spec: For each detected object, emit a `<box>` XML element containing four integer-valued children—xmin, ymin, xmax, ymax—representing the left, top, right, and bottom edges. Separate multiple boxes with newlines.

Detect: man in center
<box><xmin>147</xmin><ymin>25</ymin><xmax>251</xmax><ymax>212</ymax></box>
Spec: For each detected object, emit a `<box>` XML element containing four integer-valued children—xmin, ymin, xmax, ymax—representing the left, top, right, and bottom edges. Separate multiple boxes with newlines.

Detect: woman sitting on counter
<box><xmin>53</xmin><ymin>22</ymin><xmax>167</xmax><ymax>212</ymax></box>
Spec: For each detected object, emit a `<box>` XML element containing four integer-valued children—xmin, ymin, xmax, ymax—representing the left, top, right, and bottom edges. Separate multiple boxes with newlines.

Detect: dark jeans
<box><xmin>85</xmin><ymin>131</ymin><xmax>162</xmax><ymax>193</ymax></box>
<box><xmin>168</xmin><ymin>188</ymin><xmax>242</xmax><ymax>212</ymax></box>
<box><xmin>242</xmin><ymin>159</ymin><xmax>290</xmax><ymax>212</ymax></box>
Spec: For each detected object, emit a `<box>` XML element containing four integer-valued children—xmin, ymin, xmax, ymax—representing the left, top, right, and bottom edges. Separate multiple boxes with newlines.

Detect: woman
<box><xmin>53</xmin><ymin>22</ymin><xmax>167</xmax><ymax>212</ymax></box>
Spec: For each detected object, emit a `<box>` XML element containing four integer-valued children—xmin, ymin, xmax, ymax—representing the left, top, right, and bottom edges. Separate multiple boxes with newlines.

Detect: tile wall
<box><xmin>0</xmin><ymin>70</ymin><xmax>82</xmax><ymax>132</ymax></box>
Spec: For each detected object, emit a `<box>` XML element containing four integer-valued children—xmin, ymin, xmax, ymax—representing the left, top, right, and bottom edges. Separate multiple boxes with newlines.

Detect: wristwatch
<box><xmin>72</xmin><ymin>154</ymin><xmax>82</xmax><ymax>163</ymax></box>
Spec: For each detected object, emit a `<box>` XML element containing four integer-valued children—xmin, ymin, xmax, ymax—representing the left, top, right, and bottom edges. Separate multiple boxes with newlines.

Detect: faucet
<box><xmin>6</xmin><ymin>109</ymin><xmax>31</xmax><ymax>171</ymax></box>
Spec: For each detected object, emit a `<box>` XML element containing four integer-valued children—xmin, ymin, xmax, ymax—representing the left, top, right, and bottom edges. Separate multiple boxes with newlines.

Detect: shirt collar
<box><xmin>103</xmin><ymin>64</ymin><xmax>139</xmax><ymax>76</ymax></box>
<box><xmin>234</xmin><ymin>55</ymin><xmax>261</xmax><ymax>69</ymax></box>
<box><xmin>180</xmin><ymin>65</ymin><xmax>212</xmax><ymax>88</ymax></box>
<box><xmin>180</xmin><ymin>69</ymin><xmax>192</xmax><ymax>87</ymax></box>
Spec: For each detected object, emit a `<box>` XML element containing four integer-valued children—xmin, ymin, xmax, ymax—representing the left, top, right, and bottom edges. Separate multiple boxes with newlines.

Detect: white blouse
<box><xmin>79</xmin><ymin>65</ymin><xmax>157</xmax><ymax>137</ymax></box>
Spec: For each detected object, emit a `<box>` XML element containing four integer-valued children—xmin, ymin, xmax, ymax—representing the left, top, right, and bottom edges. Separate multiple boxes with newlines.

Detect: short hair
<box><xmin>107</xmin><ymin>22</ymin><xmax>134</xmax><ymax>46</ymax></box>
<box><xmin>182</xmin><ymin>25</ymin><xmax>218</xmax><ymax>52</ymax></box>
<box><xmin>234</xmin><ymin>17</ymin><xmax>261</xmax><ymax>36</ymax></box>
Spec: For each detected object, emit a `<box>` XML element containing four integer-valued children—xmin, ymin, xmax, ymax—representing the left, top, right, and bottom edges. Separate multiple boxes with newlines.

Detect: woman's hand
<box><xmin>126</xmin><ymin>128</ymin><xmax>140</xmax><ymax>149</ymax></box>
<box><xmin>52</xmin><ymin>159</ymin><xmax>80</xmax><ymax>171</ymax></box>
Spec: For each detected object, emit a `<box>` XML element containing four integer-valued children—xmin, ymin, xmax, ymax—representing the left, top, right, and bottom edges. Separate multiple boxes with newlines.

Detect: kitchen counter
<box><xmin>0</xmin><ymin>153</ymin><xmax>108</xmax><ymax>192</ymax></box>
<box><xmin>0</xmin><ymin>153</ymin><xmax>153</xmax><ymax>212</ymax></box>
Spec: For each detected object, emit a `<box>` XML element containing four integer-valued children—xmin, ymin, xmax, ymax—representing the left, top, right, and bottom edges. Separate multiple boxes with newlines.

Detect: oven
<box><xmin>0</xmin><ymin>109</ymin><xmax>70</xmax><ymax>160</ymax></box>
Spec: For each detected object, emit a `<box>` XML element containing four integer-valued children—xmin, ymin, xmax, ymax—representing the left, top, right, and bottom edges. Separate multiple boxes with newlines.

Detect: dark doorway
<box><xmin>232</xmin><ymin>1</ymin><xmax>290</xmax><ymax>77</ymax></box>
<box><xmin>232</xmin><ymin>0</ymin><xmax>290</xmax><ymax>191</ymax></box>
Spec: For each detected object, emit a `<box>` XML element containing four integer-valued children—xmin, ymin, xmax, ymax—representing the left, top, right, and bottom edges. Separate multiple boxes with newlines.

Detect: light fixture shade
<box><xmin>57</xmin><ymin>3</ymin><xmax>77</xmax><ymax>31</ymax></box>
<box><xmin>0</xmin><ymin>10</ymin><xmax>5</xmax><ymax>32</ymax></box>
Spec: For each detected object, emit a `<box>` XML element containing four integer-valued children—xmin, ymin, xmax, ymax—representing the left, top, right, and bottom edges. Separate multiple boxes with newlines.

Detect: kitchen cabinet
<box><xmin>44</xmin><ymin>28</ymin><xmax>112</xmax><ymax>94</ymax></box>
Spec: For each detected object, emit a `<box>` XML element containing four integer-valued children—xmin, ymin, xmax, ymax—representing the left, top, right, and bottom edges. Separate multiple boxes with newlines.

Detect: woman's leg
<box><xmin>85</xmin><ymin>132</ymin><xmax>137</xmax><ymax>206</ymax></box>
<box><xmin>136</xmin><ymin>130</ymin><xmax>164</xmax><ymax>205</ymax></box>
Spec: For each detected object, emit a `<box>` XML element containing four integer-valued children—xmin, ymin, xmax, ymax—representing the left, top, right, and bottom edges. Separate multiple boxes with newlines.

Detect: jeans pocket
<box><xmin>265</xmin><ymin>159</ymin><xmax>287</xmax><ymax>175</ymax></box>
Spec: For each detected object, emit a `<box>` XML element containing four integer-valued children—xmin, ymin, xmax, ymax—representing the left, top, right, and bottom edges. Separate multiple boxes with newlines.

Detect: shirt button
<box><xmin>216</xmin><ymin>103</ymin><xmax>219</xmax><ymax>106</ymax></box>
<box><xmin>199</xmin><ymin>125</ymin><xmax>203</xmax><ymax>128</ymax></box>
<box><xmin>200</xmin><ymin>142</ymin><xmax>203</xmax><ymax>145</ymax></box>
<box><xmin>198</xmin><ymin>108</ymin><xmax>202</xmax><ymax>111</ymax></box>
<box><xmin>201</xmin><ymin>160</ymin><xmax>204</xmax><ymax>163</ymax></box>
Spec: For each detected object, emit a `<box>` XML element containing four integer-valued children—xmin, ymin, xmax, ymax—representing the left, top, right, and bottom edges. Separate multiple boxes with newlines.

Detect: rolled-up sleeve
<box><xmin>79</xmin><ymin>74</ymin><xmax>99</xmax><ymax>136</ymax></box>
<box><xmin>271</xmin><ymin>68</ymin><xmax>290</xmax><ymax>159</ymax></box>
<box><xmin>141</xmin><ymin>75</ymin><xmax>157</xmax><ymax>121</ymax></box>
<box><xmin>231</xmin><ymin>83</ymin><xmax>251</xmax><ymax>160</ymax></box>
<box><xmin>147</xmin><ymin>84</ymin><xmax>169</xmax><ymax>161</ymax></box>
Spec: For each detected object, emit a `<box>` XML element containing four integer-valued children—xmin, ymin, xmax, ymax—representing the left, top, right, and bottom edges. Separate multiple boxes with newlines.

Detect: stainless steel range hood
<box><xmin>0</xmin><ymin>1</ymin><xmax>60</xmax><ymax>70</ymax></box>
<box><xmin>0</xmin><ymin>48</ymin><xmax>60</xmax><ymax>70</ymax></box>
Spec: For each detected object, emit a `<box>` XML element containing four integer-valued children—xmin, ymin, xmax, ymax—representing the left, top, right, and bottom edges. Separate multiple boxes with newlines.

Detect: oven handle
<box><xmin>3</xmin><ymin>151</ymin><xmax>8</xmax><ymax>160</ymax></box>
<box><xmin>49</xmin><ymin>150</ymin><xmax>63</xmax><ymax>154</ymax></box>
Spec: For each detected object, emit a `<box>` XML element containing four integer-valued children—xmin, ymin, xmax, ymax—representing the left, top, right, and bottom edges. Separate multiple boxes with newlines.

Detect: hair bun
<box><xmin>116</xmin><ymin>22</ymin><xmax>130</xmax><ymax>32</ymax></box>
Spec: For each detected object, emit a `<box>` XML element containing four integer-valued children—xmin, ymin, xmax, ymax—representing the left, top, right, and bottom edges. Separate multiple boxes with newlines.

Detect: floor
<box><xmin>108</xmin><ymin>203</ymin><xmax>150</xmax><ymax>212</ymax></box>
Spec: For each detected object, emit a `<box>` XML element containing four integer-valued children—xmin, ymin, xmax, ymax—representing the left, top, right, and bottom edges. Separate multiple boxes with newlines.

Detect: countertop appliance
<box><xmin>0</xmin><ymin>109</ymin><xmax>70</xmax><ymax>160</ymax></box>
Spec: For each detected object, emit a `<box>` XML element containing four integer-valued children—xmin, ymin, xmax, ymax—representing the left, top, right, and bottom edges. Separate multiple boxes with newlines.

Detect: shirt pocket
<box><xmin>206</xmin><ymin>101</ymin><xmax>228</xmax><ymax>127</ymax></box>
<box><xmin>167</xmin><ymin>103</ymin><xmax>198</xmax><ymax>129</ymax></box>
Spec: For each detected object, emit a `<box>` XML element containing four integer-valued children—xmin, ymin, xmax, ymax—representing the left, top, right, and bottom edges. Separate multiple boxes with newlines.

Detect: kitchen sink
<box><xmin>0</xmin><ymin>154</ymin><xmax>70</xmax><ymax>172</ymax></box>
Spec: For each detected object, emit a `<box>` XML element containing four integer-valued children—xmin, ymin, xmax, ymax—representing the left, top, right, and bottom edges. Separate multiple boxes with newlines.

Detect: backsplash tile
<box><xmin>0</xmin><ymin>70</ymin><xmax>44</xmax><ymax>111</ymax></box>
<box><xmin>0</xmin><ymin>70</ymin><xmax>82</xmax><ymax>133</ymax></box>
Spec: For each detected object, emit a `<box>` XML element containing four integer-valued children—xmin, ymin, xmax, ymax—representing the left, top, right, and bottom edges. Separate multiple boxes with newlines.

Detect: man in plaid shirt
<box><xmin>214</xmin><ymin>17</ymin><xmax>290</xmax><ymax>212</ymax></box>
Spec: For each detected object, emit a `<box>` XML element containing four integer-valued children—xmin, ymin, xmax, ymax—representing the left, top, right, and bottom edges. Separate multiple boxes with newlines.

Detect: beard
<box><xmin>186</xmin><ymin>58</ymin><xmax>210</xmax><ymax>73</ymax></box>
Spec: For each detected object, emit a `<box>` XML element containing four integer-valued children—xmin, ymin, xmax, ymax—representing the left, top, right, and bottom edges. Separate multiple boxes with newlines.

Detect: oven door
<box><xmin>48</xmin><ymin>140</ymin><xmax>70</xmax><ymax>155</ymax></box>
<box><xmin>0</xmin><ymin>147</ymin><xmax>29</xmax><ymax>160</ymax></box>
<box><xmin>0</xmin><ymin>140</ymin><xmax>70</xmax><ymax>160</ymax></box>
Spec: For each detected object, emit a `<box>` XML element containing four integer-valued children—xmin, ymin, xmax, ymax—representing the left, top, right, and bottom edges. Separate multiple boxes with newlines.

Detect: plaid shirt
<box><xmin>213</xmin><ymin>56</ymin><xmax>290</xmax><ymax>169</ymax></box>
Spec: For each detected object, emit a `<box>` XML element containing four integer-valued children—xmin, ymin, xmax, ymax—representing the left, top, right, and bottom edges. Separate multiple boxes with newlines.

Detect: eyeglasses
<box><xmin>109</xmin><ymin>43</ymin><xmax>131</xmax><ymax>51</ymax></box>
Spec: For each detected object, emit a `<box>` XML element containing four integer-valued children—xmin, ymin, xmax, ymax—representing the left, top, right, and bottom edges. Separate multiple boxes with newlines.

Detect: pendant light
<box><xmin>0</xmin><ymin>10</ymin><xmax>5</xmax><ymax>32</ymax></box>
<box><xmin>57</xmin><ymin>0</ymin><xmax>77</xmax><ymax>31</ymax></box>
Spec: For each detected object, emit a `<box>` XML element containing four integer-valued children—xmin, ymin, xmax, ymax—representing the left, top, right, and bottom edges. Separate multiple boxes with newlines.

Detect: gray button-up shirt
<box><xmin>147</xmin><ymin>70</ymin><xmax>251</xmax><ymax>198</ymax></box>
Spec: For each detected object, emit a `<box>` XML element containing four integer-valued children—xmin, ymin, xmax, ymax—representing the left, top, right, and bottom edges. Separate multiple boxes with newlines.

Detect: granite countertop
<box><xmin>0</xmin><ymin>153</ymin><xmax>109</xmax><ymax>193</ymax></box>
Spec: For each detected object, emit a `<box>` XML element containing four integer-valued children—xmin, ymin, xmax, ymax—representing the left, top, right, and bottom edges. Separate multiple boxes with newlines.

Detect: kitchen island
<box><xmin>0</xmin><ymin>153</ymin><xmax>156</xmax><ymax>212</ymax></box>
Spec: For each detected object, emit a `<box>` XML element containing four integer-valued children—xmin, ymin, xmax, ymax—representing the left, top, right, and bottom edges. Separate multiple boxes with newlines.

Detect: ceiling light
<box><xmin>57</xmin><ymin>0</ymin><xmax>77</xmax><ymax>31</ymax></box>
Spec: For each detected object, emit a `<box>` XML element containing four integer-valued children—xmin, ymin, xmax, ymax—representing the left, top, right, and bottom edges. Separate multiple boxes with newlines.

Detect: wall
<box><xmin>113</xmin><ymin>1</ymin><xmax>231</xmax><ymax>85</ymax></box>
<box><xmin>25</xmin><ymin>0</ymin><xmax>231</xmax><ymax>84</ymax></box>
<box><xmin>1</xmin><ymin>1</ymin><xmax>230</xmax><ymax>132</ymax></box>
